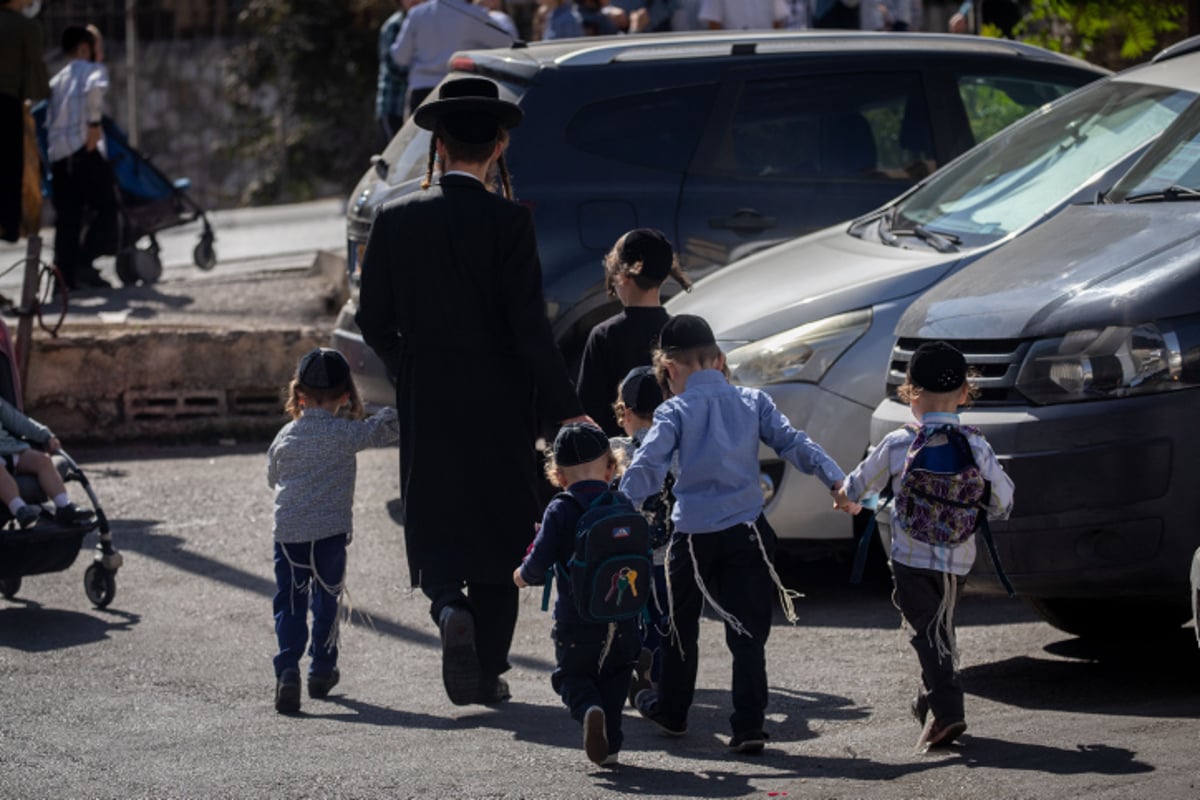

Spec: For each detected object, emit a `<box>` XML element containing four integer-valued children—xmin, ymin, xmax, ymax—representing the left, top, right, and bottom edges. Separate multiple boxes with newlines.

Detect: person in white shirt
<box><xmin>698</xmin><ymin>0</ymin><xmax>787</xmax><ymax>29</ymax></box>
<box><xmin>45</xmin><ymin>24</ymin><xmax>115</xmax><ymax>290</ymax></box>
<box><xmin>391</xmin><ymin>0</ymin><xmax>514</xmax><ymax>117</ymax></box>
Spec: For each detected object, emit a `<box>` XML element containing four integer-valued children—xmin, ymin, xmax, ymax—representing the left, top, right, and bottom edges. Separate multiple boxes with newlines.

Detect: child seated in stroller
<box><xmin>0</xmin><ymin>397</ymin><xmax>92</xmax><ymax>530</ymax></box>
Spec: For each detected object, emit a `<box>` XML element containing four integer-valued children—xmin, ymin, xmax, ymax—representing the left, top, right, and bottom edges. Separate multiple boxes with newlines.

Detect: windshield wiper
<box><xmin>881</xmin><ymin>224</ymin><xmax>960</xmax><ymax>253</ymax></box>
<box><xmin>1124</xmin><ymin>185</ymin><xmax>1200</xmax><ymax>203</ymax></box>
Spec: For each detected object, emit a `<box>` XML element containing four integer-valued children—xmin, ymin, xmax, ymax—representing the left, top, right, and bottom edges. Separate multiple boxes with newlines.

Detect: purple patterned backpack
<box><xmin>895</xmin><ymin>424</ymin><xmax>989</xmax><ymax>547</ymax></box>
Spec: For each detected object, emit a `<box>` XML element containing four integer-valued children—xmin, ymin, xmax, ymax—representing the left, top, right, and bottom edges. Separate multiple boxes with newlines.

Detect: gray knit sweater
<box><xmin>267</xmin><ymin>406</ymin><xmax>400</xmax><ymax>543</ymax></box>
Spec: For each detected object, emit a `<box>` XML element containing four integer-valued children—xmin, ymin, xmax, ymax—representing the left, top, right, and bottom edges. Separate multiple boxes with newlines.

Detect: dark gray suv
<box><xmin>876</xmin><ymin>39</ymin><xmax>1200</xmax><ymax>640</ymax></box>
<box><xmin>335</xmin><ymin>31</ymin><xmax>1104</xmax><ymax>403</ymax></box>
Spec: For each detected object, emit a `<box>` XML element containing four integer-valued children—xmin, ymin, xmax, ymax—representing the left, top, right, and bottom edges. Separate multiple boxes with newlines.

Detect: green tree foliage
<box><xmin>224</xmin><ymin>0</ymin><xmax>390</xmax><ymax>204</ymax></box>
<box><xmin>1016</xmin><ymin>0</ymin><xmax>1186</xmax><ymax>69</ymax></box>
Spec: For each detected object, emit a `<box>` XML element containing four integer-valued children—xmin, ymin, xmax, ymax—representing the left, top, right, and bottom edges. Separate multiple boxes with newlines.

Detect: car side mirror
<box><xmin>371</xmin><ymin>154</ymin><xmax>388</xmax><ymax>180</ymax></box>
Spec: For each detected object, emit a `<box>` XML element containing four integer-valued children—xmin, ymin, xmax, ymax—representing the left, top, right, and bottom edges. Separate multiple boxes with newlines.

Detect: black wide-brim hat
<box><xmin>413</xmin><ymin>76</ymin><xmax>523</xmax><ymax>143</ymax></box>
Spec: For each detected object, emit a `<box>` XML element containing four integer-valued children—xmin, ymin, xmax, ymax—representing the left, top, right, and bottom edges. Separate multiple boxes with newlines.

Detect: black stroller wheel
<box><xmin>84</xmin><ymin>563</ymin><xmax>116</xmax><ymax>608</ymax></box>
<box><xmin>115</xmin><ymin>250</ymin><xmax>139</xmax><ymax>286</ymax></box>
<box><xmin>0</xmin><ymin>575</ymin><xmax>21</xmax><ymax>599</ymax></box>
<box><xmin>194</xmin><ymin>234</ymin><xmax>216</xmax><ymax>271</ymax></box>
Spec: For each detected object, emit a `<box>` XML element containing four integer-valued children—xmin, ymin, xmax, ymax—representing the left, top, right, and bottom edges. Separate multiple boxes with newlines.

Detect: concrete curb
<box><xmin>19</xmin><ymin>251</ymin><xmax>349</xmax><ymax>443</ymax></box>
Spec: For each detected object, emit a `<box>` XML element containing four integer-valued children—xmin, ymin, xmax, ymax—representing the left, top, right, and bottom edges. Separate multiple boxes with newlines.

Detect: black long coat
<box><xmin>356</xmin><ymin>174</ymin><xmax>582</xmax><ymax>587</ymax></box>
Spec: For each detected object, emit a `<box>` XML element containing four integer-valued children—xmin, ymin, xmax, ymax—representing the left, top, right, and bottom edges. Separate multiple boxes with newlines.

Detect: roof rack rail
<box><xmin>1152</xmin><ymin>35</ymin><xmax>1200</xmax><ymax>63</ymax></box>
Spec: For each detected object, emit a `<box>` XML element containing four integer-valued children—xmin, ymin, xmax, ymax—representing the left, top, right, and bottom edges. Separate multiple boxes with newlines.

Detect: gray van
<box><xmin>876</xmin><ymin>41</ymin><xmax>1200</xmax><ymax>639</ymax></box>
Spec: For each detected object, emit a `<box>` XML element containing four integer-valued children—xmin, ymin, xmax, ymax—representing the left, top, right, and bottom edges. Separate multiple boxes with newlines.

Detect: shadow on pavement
<box><xmin>0</xmin><ymin>602</ymin><xmax>140</xmax><ymax>651</ymax></box>
<box><xmin>109</xmin><ymin>517</ymin><xmax>555</xmax><ymax>672</ymax></box>
<box><xmin>962</xmin><ymin>628</ymin><xmax>1200</xmax><ymax>718</ymax></box>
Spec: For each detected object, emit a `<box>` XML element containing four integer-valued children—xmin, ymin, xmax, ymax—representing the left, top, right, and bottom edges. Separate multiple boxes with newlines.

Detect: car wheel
<box><xmin>1025</xmin><ymin>596</ymin><xmax>1191</xmax><ymax>640</ymax></box>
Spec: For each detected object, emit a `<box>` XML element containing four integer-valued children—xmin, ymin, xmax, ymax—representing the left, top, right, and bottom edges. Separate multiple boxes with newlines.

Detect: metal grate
<box><xmin>124</xmin><ymin>389</ymin><xmax>226</xmax><ymax>421</ymax></box>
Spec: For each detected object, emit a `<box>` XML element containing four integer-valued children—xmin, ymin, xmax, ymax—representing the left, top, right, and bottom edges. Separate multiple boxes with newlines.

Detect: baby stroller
<box><xmin>0</xmin><ymin>319</ymin><xmax>121</xmax><ymax>608</ymax></box>
<box><xmin>31</xmin><ymin>102</ymin><xmax>217</xmax><ymax>286</ymax></box>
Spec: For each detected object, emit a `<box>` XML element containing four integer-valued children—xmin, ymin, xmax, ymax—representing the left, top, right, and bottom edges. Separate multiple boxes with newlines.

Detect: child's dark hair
<box><xmin>61</xmin><ymin>25</ymin><xmax>94</xmax><ymax>55</ymax></box>
<box><xmin>284</xmin><ymin>376</ymin><xmax>364</xmax><ymax>421</ymax></box>
<box><xmin>604</xmin><ymin>239</ymin><xmax>692</xmax><ymax>298</ymax></box>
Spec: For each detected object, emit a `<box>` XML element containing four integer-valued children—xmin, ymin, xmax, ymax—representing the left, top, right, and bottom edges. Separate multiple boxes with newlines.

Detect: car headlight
<box><xmin>1015</xmin><ymin>317</ymin><xmax>1200</xmax><ymax>404</ymax></box>
<box><xmin>725</xmin><ymin>309</ymin><xmax>871</xmax><ymax>387</ymax></box>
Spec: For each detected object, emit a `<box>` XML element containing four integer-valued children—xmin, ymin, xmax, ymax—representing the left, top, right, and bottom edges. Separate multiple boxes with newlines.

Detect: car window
<box><xmin>892</xmin><ymin>81</ymin><xmax>1194</xmax><ymax>248</ymax></box>
<box><xmin>956</xmin><ymin>74</ymin><xmax>1081</xmax><ymax>145</ymax></box>
<box><xmin>700</xmin><ymin>72</ymin><xmax>930</xmax><ymax>182</ymax></box>
<box><xmin>565</xmin><ymin>84</ymin><xmax>716</xmax><ymax>173</ymax></box>
<box><xmin>1107</xmin><ymin>102</ymin><xmax>1200</xmax><ymax>200</ymax></box>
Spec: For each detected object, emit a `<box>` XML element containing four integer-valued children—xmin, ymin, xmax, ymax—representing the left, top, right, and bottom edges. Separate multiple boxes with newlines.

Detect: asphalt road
<box><xmin>1</xmin><ymin>443</ymin><xmax>1198</xmax><ymax>799</ymax></box>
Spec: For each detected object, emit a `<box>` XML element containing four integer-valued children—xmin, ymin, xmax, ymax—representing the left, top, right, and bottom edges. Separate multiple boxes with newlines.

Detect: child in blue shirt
<box><xmin>619</xmin><ymin>314</ymin><xmax>854</xmax><ymax>753</ymax></box>
<box><xmin>514</xmin><ymin>423</ymin><xmax>639</xmax><ymax>767</ymax></box>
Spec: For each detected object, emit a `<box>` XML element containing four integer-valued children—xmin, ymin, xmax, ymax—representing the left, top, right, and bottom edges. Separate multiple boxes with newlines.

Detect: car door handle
<box><xmin>708</xmin><ymin>209</ymin><xmax>777</xmax><ymax>232</ymax></box>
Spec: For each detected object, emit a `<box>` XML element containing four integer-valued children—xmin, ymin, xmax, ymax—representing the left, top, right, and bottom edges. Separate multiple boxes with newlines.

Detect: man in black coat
<box><xmin>356</xmin><ymin>77</ymin><xmax>587</xmax><ymax>706</ymax></box>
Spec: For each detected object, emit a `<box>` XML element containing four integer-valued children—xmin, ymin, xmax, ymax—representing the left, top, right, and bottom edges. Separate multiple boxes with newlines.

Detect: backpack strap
<box><xmin>976</xmin><ymin>513</ymin><xmax>1015</xmax><ymax>597</ymax></box>
<box><xmin>850</xmin><ymin>484</ymin><xmax>893</xmax><ymax>585</ymax></box>
<box><xmin>542</xmin><ymin>492</ymin><xmax>585</xmax><ymax>612</ymax></box>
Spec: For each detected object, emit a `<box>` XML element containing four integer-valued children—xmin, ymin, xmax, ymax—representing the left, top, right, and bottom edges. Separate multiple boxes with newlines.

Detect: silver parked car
<box><xmin>667</xmin><ymin>41</ymin><xmax>1200</xmax><ymax>551</ymax></box>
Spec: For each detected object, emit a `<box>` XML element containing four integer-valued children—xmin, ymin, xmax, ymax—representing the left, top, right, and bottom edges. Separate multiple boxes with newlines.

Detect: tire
<box><xmin>193</xmin><ymin>234</ymin><xmax>216</xmax><ymax>270</ymax></box>
<box><xmin>1026</xmin><ymin>596</ymin><xmax>1192</xmax><ymax>640</ymax></box>
<box><xmin>115</xmin><ymin>250</ymin><xmax>139</xmax><ymax>286</ymax></box>
<box><xmin>83</xmin><ymin>563</ymin><xmax>116</xmax><ymax>608</ymax></box>
<box><xmin>0</xmin><ymin>575</ymin><xmax>21</xmax><ymax>599</ymax></box>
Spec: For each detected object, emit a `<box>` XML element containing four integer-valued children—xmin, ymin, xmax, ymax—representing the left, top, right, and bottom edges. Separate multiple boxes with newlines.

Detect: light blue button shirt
<box><xmin>620</xmin><ymin>369</ymin><xmax>845</xmax><ymax>534</ymax></box>
<box><xmin>390</xmin><ymin>0</ymin><xmax>513</xmax><ymax>92</ymax></box>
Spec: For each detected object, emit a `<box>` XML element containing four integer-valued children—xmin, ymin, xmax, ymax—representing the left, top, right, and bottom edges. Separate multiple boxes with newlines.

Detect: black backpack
<box><xmin>554</xmin><ymin>490</ymin><xmax>653</xmax><ymax>623</ymax></box>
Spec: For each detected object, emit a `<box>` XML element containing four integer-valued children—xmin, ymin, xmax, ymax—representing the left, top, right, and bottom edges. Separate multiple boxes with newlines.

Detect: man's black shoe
<box><xmin>634</xmin><ymin>689</ymin><xmax>686</xmax><ymax>736</ymax></box>
<box><xmin>475</xmin><ymin>675</ymin><xmax>511</xmax><ymax>705</ymax></box>
<box><xmin>438</xmin><ymin>605</ymin><xmax>482</xmax><ymax>705</ymax></box>
<box><xmin>729</xmin><ymin>730</ymin><xmax>768</xmax><ymax>754</ymax></box>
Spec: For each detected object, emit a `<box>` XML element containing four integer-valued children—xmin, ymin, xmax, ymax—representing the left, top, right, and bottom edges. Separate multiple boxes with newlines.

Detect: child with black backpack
<box><xmin>514</xmin><ymin>422</ymin><xmax>650</xmax><ymax>767</ymax></box>
<box><xmin>835</xmin><ymin>341</ymin><xmax>1014</xmax><ymax>752</ymax></box>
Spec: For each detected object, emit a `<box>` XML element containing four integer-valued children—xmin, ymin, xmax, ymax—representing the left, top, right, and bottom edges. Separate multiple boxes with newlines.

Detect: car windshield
<box><xmin>889</xmin><ymin>81</ymin><xmax>1195</xmax><ymax>248</ymax></box>
<box><xmin>377</xmin><ymin>76</ymin><xmax>526</xmax><ymax>187</ymax></box>
<box><xmin>1105</xmin><ymin>100</ymin><xmax>1200</xmax><ymax>202</ymax></box>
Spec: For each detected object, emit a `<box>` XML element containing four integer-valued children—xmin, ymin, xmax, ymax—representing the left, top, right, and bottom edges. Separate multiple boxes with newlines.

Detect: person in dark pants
<box><xmin>837</xmin><ymin>341</ymin><xmax>1014</xmax><ymax>750</ymax></box>
<box><xmin>355</xmin><ymin>77</ymin><xmax>588</xmax><ymax>707</ymax></box>
<box><xmin>576</xmin><ymin>228</ymin><xmax>690</xmax><ymax>436</ymax></box>
<box><xmin>45</xmin><ymin>25</ymin><xmax>115</xmax><ymax>290</ymax></box>
<box><xmin>0</xmin><ymin>0</ymin><xmax>49</xmax><ymax>244</ymax></box>
<box><xmin>515</xmin><ymin>423</ymin><xmax>640</xmax><ymax>766</ymax></box>
<box><xmin>619</xmin><ymin>314</ymin><xmax>851</xmax><ymax>753</ymax></box>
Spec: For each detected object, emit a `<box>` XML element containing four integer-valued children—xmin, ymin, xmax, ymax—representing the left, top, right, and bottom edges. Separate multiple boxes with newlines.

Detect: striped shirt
<box><xmin>46</xmin><ymin>59</ymin><xmax>108</xmax><ymax>163</ymax></box>
<box><xmin>267</xmin><ymin>406</ymin><xmax>400</xmax><ymax>544</ymax></box>
<box><xmin>376</xmin><ymin>9</ymin><xmax>408</xmax><ymax>122</ymax></box>
<box><xmin>843</xmin><ymin>411</ymin><xmax>1014</xmax><ymax>576</ymax></box>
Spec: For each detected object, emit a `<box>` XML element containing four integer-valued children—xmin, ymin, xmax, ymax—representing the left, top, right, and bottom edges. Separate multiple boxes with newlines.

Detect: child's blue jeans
<box><xmin>552</xmin><ymin>620</ymin><xmax>640</xmax><ymax>754</ymax></box>
<box><xmin>273</xmin><ymin>533</ymin><xmax>347</xmax><ymax>679</ymax></box>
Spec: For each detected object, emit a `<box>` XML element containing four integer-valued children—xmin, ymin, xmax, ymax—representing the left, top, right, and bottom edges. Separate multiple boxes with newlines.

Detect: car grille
<box><xmin>887</xmin><ymin>338</ymin><xmax>1032</xmax><ymax>405</ymax></box>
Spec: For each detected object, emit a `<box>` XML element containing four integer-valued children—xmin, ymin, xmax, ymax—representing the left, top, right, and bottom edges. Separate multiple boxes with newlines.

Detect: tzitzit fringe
<box><xmin>686</xmin><ymin>534</ymin><xmax>750</xmax><ymax>638</ymax></box>
<box><xmin>750</xmin><ymin>521</ymin><xmax>802</xmax><ymax>625</ymax></box>
<box><xmin>931</xmin><ymin>572</ymin><xmax>960</xmax><ymax>669</ymax></box>
<box><xmin>597</xmin><ymin>621</ymin><xmax>617</xmax><ymax>670</ymax></box>
<box><xmin>280</xmin><ymin>540</ymin><xmax>354</xmax><ymax>653</ymax></box>
<box><xmin>663</xmin><ymin>534</ymin><xmax>686</xmax><ymax>659</ymax></box>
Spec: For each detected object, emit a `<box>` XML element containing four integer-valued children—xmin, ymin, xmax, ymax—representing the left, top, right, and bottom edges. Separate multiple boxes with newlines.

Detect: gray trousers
<box><xmin>892</xmin><ymin>562</ymin><xmax>965</xmax><ymax>723</ymax></box>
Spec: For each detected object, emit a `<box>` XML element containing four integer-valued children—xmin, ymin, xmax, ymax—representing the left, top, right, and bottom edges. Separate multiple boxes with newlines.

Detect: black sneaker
<box><xmin>15</xmin><ymin>505</ymin><xmax>40</xmax><ymax>529</ymax></box>
<box><xmin>634</xmin><ymin>689</ymin><xmax>686</xmax><ymax>737</ymax></box>
<box><xmin>308</xmin><ymin>668</ymin><xmax>340</xmax><ymax>699</ymax></box>
<box><xmin>438</xmin><ymin>605</ymin><xmax>482</xmax><ymax>706</ymax></box>
<box><xmin>729</xmin><ymin>730</ymin><xmax>768</xmax><ymax>754</ymax></box>
<box><xmin>911</xmin><ymin>691</ymin><xmax>929</xmax><ymax>726</ymax></box>
<box><xmin>627</xmin><ymin>647</ymin><xmax>654</xmax><ymax>708</ymax></box>
<box><xmin>583</xmin><ymin>706</ymin><xmax>609</xmax><ymax>766</ymax></box>
<box><xmin>275</xmin><ymin>668</ymin><xmax>301</xmax><ymax>714</ymax></box>
<box><xmin>55</xmin><ymin>503</ymin><xmax>94</xmax><ymax>525</ymax></box>
<box><xmin>475</xmin><ymin>675</ymin><xmax>511</xmax><ymax>705</ymax></box>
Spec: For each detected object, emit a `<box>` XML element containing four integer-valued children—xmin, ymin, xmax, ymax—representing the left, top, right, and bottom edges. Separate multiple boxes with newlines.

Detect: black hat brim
<box><xmin>413</xmin><ymin>97</ymin><xmax>523</xmax><ymax>134</ymax></box>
